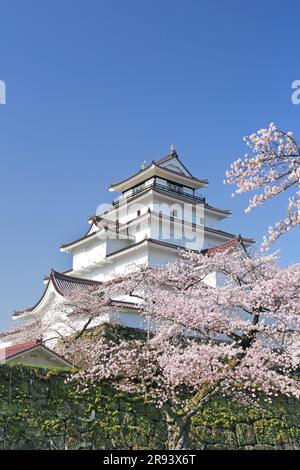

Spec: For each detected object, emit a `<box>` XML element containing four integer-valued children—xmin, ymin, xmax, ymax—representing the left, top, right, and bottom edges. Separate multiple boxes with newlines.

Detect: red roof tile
<box><xmin>201</xmin><ymin>236</ymin><xmax>246</xmax><ymax>255</ymax></box>
<box><xmin>1</xmin><ymin>340</ymin><xmax>41</xmax><ymax>359</ymax></box>
<box><xmin>0</xmin><ymin>339</ymin><xmax>73</xmax><ymax>366</ymax></box>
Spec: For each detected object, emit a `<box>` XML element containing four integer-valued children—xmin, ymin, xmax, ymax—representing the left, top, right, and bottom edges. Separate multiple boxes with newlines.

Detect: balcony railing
<box><xmin>113</xmin><ymin>181</ymin><xmax>205</xmax><ymax>205</ymax></box>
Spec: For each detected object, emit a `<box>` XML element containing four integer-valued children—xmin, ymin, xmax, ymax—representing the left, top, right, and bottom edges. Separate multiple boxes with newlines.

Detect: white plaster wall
<box><xmin>122</xmin><ymin>178</ymin><xmax>155</xmax><ymax>200</ymax></box>
<box><xmin>127</xmin><ymin>216</ymin><xmax>151</xmax><ymax>242</ymax></box>
<box><xmin>149</xmin><ymin>194</ymin><xmax>204</xmax><ymax>227</ymax></box>
<box><xmin>116</xmin><ymin>311</ymin><xmax>149</xmax><ymax>330</ymax></box>
<box><xmin>104</xmin><ymin>189</ymin><xmax>219</xmax><ymax>234</ymax></box>
<box><xmin>205</xmin><ymin>212</ymin><xmax>224</xmax><ymax>229</ymax></box>
<box><xmin>82</xmin><ymin>248</ymin><xmax>149</xmax><ymax>282</ymax></box>
<box><xmin>72</xmin><ymin>240</ymin><xmax>107</xmax><ymax>270</ymax></box>
<box><xmin>42</xmin><ymin>297</ymin><xmax>111</xmax><ymax>348</ymax></box>
<box><xmin>148</xmin><ymin>218</ymin><xmax>205</xmax><ymax>251</ymax></box>
<box><xmin>148</xmin><ymin>246</ymin><xmax>178</xmax><ymax>267</ymax></box>
<box><xmin>117</xmin><ymin>192</ymin><xmax>153</xmax><ymax>224</ymax></box>
<box><xmin>106</xmin><ymin>238</ymin><xmax>132</xmax><ymax>255</ymax></box>
<box><xmin>158</xmin><ymin>159</ymin><xmax>190</xmax><ymax>176</ymax></box>
<box><xmin>203</xmin><ymin>271</ymin><xmax>217</xmax><ymax>287</ymax></box>
<box><xmin>7</xmin><ymin>349</ymin><xmax>69</xmax><ymax>368</ymax></box>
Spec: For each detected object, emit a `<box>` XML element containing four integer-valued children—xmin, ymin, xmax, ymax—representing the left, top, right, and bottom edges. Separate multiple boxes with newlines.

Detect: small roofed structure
<box><xmin>0</xmin><ymin>340</ymin><xmax>73</xmax><ymax>369</ymax></box>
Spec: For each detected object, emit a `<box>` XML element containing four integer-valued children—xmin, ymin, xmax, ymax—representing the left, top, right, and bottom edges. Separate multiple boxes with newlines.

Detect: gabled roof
<box><xmin>155</xmin><ymin>150</ymin><xmax>179</xmax><ymax>165</ymax></box>
<box><xmin>2</xmin><ymin>340</ymin><xmax>39</xmax><ymax>359</ymax></box>
<box><xmin>109</xmin><ymin>152</ymin><xmax>208</xmax><ymax>192</ymax></box>
<box><xmin>146</xmin><ymin>236</ymin><xmax>248</xmax><ymax>257</ymax></box>
<box><xmin>201</xmin><ymin>236</ymin><xmax>248</xmax><ymax>255</ymax></box>
<box><xmin>155</xmin><ymin>150</ymin><xmax>193</xmax><ymax>177</ymax></box>
<box><xmin>0</xmin><ymin>339</ymin><xmax>73</xmax><ymax>367</ymax></box>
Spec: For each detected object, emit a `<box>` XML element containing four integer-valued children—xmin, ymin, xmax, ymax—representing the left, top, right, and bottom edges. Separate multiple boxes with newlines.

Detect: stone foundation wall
<box><xmin>0</xmin><ymin>365</ymin><xmax>300</xmax><ymax>450</ymax></box>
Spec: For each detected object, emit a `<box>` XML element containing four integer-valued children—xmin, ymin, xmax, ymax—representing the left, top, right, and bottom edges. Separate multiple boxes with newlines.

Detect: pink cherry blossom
<box><xmin>53</xmin><ymin>246</ymin><xmax>300</xmax><ymax>448</ymax></box>
<box><xmin>224</xmin><ymin>123</ymin><xmax>300</xmax><ymax>248</ymax></box>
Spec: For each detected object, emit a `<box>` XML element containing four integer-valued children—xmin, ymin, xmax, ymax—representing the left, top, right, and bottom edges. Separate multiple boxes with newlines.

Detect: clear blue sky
<box><xmin>0</xmin><ymin>0</ymin><xmax>300</xmax><ymax>329</ymax></box>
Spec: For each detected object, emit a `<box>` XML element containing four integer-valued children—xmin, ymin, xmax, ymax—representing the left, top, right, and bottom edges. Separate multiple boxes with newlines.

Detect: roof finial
<box><xmin>170</xmin><ymin>144</ymin><xmax>176</xmax><ymax>153</ymax></box>
<box><xmin>140</xmin><ymin>160</ymin><xmax>148</xmax><ymax>170</ymax></box>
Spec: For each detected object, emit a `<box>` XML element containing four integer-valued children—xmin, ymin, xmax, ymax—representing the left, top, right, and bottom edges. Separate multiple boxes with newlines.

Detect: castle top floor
<box><xmin>109</xmin><ymin>150</ymin><xmax>208</xmax><ymax>206</ymax></box>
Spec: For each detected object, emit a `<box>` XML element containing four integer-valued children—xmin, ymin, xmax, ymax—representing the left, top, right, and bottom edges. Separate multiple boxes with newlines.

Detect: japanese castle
<box><xmin>14</xmin><ymin>150</ymin><xmax>253</xmax><ymax>342</ymax></box>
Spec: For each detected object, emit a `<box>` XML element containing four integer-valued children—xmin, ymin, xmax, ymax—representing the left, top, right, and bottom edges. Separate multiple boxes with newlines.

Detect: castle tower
<box><xmin>13</xmin><ymin>151</ymin><xmax>253</xmax><ymax>341</ymax></box>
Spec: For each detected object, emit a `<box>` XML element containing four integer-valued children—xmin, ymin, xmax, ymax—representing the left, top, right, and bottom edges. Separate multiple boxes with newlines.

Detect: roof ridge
<box><xmin>201</xmin><ymin>236</ymin><xmax>246</xmax><ymax>255</ymax></box>
<box><xmin>109</xmin><ymin>161</ymin><xmax>208</xmax><ymax>190</ymax></box>
<box><xmin>0</xmin><ymin>340</ymin><xmax>72</xmax><ymax>365</ymax></box>
<box><xmin>50</xmin><ymin>269</ymin><xmax>102</xmax><ymax>285</ymax></box>
<box><xmin>154</xmin><ymin>150</ymin><xmax>178</xmax><ymax>165</ymax></box>
<box><xmin>3</xmin><ymin>339</ymin><xmax>39</xmax><ymax>350</ymax></box>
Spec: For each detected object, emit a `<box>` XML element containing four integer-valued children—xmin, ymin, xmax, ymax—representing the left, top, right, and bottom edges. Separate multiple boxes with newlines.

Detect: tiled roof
<box><xmin>155</xmin><ymin>151</ymin><xmax>194</xmax><ymax>178</ymax></box>
<box><xmin>14</xmin><ymin>270</ymin><xmax>142</xmax><ymax>316</ymax></box>
<box><xmin>0</xmin><ymin>328</ymin><xmax>22</xmax><ymax>339</ymax></box>
<box><xmin>204</xmin><ymin>203</ymin><xmax>231</xmax><ymax>216</ymax></box>
<box><xmin>16</xmin><ymin>235</ymin><xmax>253</xmax><ymax>317</ymax></box>
<box><xmin>109</xmin><ymin>160</ymin><xmax>208</xmax><ymax>190</ymax></box>
<box><xmin>0</xmin><ymin>340</ymin><xmax>73</xmax><ymax>366</ymax></box>
<box><xmin>61</xmin><ymin>268</ymin><xmax>74</xmax><ymax>275</ymax></box>
<box><xmin>61</xmin><ymin>230</ymin><xmax>98</xmax><ymax>249</ymax></box>
<box><xmin>14</xmin><ymin>271</ymin><xmax>103</xmax><ymax>317</ymax></box>
<box><xmin>1</xmin><ymin>340</ymin><xmax>40</xmax><ymax>359</ymax></box>
<box><xmin>61</xmin><ymin>203</ymin><xmax>234</xmax><ymax>251</ymax></box>
<box><xmin>148</xmin><ymin>236</ymin><xmax>250</xmax><ymax>254</ymax></box>
<box><xmin>108</xmin><ymin>300</ymin><xmax>142</xmax><ymax>310</ymax></box>
<box><xmin>105</xmin><ymin>233</ymin><xmax>253</xmax><ymax>261</ymax></box>
<box><xmin>203</xmin><ymin>226</ymin><xmax>253</xmax><ymax>242</ymax></box>
<box><xmin>201</xmin><ymin>236</ymin><xmax>246</xmax><ymax>255</ymax></box>
<box><xmin>50</xmin><ymin>270</ymin><xmax>102</xmax><ymax>297</ymax></box>
<box><xmin>56</xmin><ymin>238</ymin><xmax>249</xmax><ymax>288</ymax></box>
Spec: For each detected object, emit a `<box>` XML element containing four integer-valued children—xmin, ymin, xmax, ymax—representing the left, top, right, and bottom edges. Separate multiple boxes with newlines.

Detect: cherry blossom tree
<box><xmin>0</xmin><ymin>311</ymin><xmax>45</xmax><ymax>344</ymax></box>
<box><xmin>56</xmin><ymin>245</ymin><xmax>300</xmax><ymax>449</ymax></box>
<box><xmin>0</xmin><ymin>284</ymin><xmax>114</xmax><ymax>348</ymax></box>
<box><xmin>225</xmin><ymin>123</ymin><xmax>300</xmax><ymax>249</ymax></box>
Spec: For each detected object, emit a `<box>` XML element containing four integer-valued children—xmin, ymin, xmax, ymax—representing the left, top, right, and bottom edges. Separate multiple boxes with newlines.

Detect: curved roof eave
<box><xmin>14</xmin><ymin>270</ymin><xmax>104</xmax><ymax>319</ymax></box>
<box><xmin>109</xmin><ymin>163</ymin><xmax>208</xmax><ymax>192</ymax></box>
<box><xmin>13</xmin><ymin>276</ymin><xmax>64</xmax><ymax>318</ymax></box>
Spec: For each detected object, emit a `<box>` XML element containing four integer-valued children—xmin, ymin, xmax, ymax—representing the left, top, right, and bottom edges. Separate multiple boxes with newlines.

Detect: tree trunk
<box><xmin>163</xmin><ymin>389</ymin><xmax>219</xmax><ymax>449</ymax></box>
<box><xmin>165</xmin><ymin>411</ymin><xmax>191</xmax><ymax>450</ymax></box>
